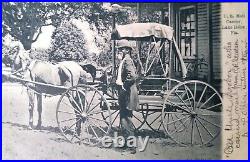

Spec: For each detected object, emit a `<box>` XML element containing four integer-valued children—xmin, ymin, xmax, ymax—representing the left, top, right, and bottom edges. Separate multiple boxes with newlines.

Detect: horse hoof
<box><xmin>28</xmin><ymin>122</ymin><xmax>33</xmax><ymax>130</ymax></box>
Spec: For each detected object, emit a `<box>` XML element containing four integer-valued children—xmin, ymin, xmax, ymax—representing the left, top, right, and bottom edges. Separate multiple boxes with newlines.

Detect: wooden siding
<box><xmin>197</xmin><ymin>3</ymin><xmax>209</xmax><ymax>81</ymax></box>
<box><xmin>211</xmin><ymin>3</ymin><xmax>221</xmax><ymax>80</ymax></box>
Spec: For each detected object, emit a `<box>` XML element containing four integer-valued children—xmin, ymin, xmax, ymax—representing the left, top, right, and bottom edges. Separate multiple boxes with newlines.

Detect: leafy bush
<box><xmin>48</xmin><ymin>21</ymin><xmax>89</xmax><ymax>62</ymax></box>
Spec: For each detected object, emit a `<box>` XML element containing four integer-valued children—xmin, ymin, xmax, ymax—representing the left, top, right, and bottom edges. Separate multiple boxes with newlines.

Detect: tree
<box><xmin>49</xmin><ymin>21</ymin><xmax>89</xmax><ymax>62</ymax></box>
<box><xmin>2</xmin><ymin>2</ymin><xmax>83</xmax><ymax>50</ymax></box>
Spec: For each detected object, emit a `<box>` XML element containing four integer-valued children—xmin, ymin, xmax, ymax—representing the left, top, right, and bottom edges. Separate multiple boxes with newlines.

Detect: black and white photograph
<box><xmin>2</xmin><ymin>2</ymin><xmax>248</xmax><ymax>160</ymax></box>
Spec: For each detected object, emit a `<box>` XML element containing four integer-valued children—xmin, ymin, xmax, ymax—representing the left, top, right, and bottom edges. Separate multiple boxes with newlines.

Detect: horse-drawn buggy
<box><xmin>4</xmin><ymin>22</ymin><xmax>222</xmax><ymax>147</ymax></box>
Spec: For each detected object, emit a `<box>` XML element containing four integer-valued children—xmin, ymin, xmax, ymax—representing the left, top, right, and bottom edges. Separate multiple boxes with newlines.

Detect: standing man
<box><xmin>116</xmin><ymin>40</ymin><xmax>139</xmax><ymax>154</ymax></box>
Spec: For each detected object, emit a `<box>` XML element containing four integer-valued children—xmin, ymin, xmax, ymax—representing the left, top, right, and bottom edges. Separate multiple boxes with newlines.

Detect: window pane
<box><xmin>179</xmin><ymin>6</ymin><xmax>196</xmax><ymax>58</ymax></box>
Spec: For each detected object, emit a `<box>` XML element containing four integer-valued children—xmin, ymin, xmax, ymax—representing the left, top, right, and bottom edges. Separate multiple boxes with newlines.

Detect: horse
<box><xmin>12</xmin><ymin>52</ymin><xmax>94</xmax><ymax>136</ymax></box>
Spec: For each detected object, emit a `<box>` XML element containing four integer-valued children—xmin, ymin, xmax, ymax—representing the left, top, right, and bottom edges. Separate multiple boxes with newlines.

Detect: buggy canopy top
<box><xmin>111</xmin><ymin>23</ymin><xmax>174</xmax><ymax>41</ymax></box>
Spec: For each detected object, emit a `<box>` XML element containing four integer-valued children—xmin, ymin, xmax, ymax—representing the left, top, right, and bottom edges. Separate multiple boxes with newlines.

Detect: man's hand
<box><xmin>122</xmin><ymin>85</ymin><xmax>126</xmax><ymax>91</ymax></box>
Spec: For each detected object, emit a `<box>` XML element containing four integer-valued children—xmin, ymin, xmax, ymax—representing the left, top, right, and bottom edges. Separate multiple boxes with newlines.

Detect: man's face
<box><xmin>117</xmin><ymin>53</ymin><xmax>123</xmax><ymax>60</ymax></box>
<box><xmin>117</xmin><ymin>47</ymin><xmax>130</xmax><ymax>60</ymax></box>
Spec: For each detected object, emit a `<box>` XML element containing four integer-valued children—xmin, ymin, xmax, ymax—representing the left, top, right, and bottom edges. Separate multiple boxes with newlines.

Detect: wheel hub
<box><xmin>190</xmin><ymin>112</ymin><xmax>197</xmax><ymax>118</ymax></box>
<box><xmin>81</xmin><ymin>112</ymin><xmax>88</xmax><ymax>118</ymax></box>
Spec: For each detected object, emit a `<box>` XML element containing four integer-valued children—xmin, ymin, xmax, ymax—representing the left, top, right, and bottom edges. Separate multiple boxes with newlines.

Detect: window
<box><xmin>179</xmin><ymin>6</ymin><xmax>196</xmax><ymax>59</ymax></box>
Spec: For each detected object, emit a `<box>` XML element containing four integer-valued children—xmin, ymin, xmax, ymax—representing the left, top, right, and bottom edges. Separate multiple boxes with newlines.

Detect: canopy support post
<box><xmin>111</xmin><ymin>13</ymin><xmax>116</xmax><ymax>76</ymax></box>
<box><xmin>137</xmin><ymin>3</ymin><xmax>144</xmax><ymax>75</ymax></box>
<box><xmin>173</xmin><ymin>37</ymin><xmax>187</xmax><ymax>79</ymax></box>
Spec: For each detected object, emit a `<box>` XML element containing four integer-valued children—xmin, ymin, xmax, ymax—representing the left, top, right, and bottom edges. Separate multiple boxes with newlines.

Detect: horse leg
<box><xmin>27</xmin><ymin>90</ymin><xmax>35</xmax><ymax>129</ymax></box>
<box><xmin>36</xmin><ymin>94</ymin><xmax>43</xmax><ymax>129</ymax></box>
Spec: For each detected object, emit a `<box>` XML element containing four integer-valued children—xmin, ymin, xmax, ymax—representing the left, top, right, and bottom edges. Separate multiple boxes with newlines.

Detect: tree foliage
<box><xmin>2</xmin><ymin>2</ymin><xmax>165</xmax><ymax>68</ymax></box>
<box><xmin>49</xmin><ymin>21</ymin><xmax>88</xmax><ymax>62</ymax></box>
<box><xmin>2</xmin><ymin>2</ymin><xmax>82</xmax><ymax>50</ymax></box>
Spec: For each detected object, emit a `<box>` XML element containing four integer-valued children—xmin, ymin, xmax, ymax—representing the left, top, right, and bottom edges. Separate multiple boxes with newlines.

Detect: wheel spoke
<box><xmin>87</xmin><ymin>91</ymin><xmax>97</xmax><ymax>112</ymax></box>
<box><xmin>165</xmin><ymin>100</ymin><xmax>191</xmax><ymax>113</ymax></box>
<box><xmin>87</xmin><ymin>101</ymin><xmax>101</xmax><ymax>113</ymax></box>
<box><xmin>110</xmin><ymin>110</ymin><xmax>119</xmax><ymax>116</ymax></box>
<box><xmin>149</xmin><ymin>113</ymin><xmax>161</xmax><ymax>126</ymax></box>
<box><xmin>63</xmin><ymin>118</ymin><xmax>81</xmax><ymax>134</ymax></box>
<box><xmin>193</xmin><ymin>82</ymin><xmax>197</xmax><ymax>110</ymax></box>
<box><xmin>164</xmin><ymin>112</ymin><xmax>189</xmax><ymax>115</ymax></box>
<box><xmin>196</xmin><ymin>117</ymin><xmax>214</xmax><ymax>138</ymax></box>
<box><xmin>173</xmin><ymin>113</ymin><xmax>188</xmax><ymax>131</ymax></box>
<box><xmin>184</xmin><ymin>85</ymin><xmax>193</xmax><ymax>107</ymax></box>
<box><xmin>197</xmin><ymin>116</ymin><xmax>221</xmax><ymax>128</ymax></box>
<box><xmin>58</xmin><ymin>110</ymin><xmax>76</xmax><ymax>115</ymax></box>
<box><xmin>166</xmin><ymin>115</ymin><xmax>189</xmax><ymax>125</ymax></box>
<box><xmin>170</xmin><ymin>114</ymin><xmax>177</xmax><ymax>130</ymax></box>
<box><xmin>157</xmin><ymin>121</ymin><xmax>163</xmax><ymax>131</ymax></box>
<box><xmin>205</xmin><ymin>103</ymin><xmax>222</xmax><ymax>111</ymax></box>
<box><xmin>62</xmin><ymin>100</ymin><xmax>81</xmax><ymax>115</ymax></box>
<box><xmin>195</xmin><ymin>119</ymin><xmax>204</xmax><ymax>145</ymax></box>
<box><xmin>89</xmin><ymin>120</ymin><xmax>108</xmax><ymax>134</ymax></box>
<box><xmin>60</xmin><ymin>117</ymin><xmax>78</xmax><ymax>123</ymax></box>
<box><xmin>196</xmin><ymin>85</ymin><xmax>207</xmax><ymax>109</ymax></box>
<box><xmin>198</xmin><ymin>93</ymin><xmax>217</xmax><ymax>110</ymax></box>
<box><xmin>198</xmin><ymin>113</ymin><xmax>221</xmax><ymax>116</ymax></box>
<box><xmin>166</xmin><ymin>113</ymin><xmax>170</xmax><ymax>130</ymax></box>
<box><xmin>175</xmin><ymin>89</ymin><xmax>192</xmax><ymax>111</ymax></box>
<box><xmin>67</xmin><ymin>93</ymin><xmax>82</xmax><ymax>114</ymax></box>
<box><xmin>89</xmin><ymin>124</ymin><xmax>99</xmax><ymax>139</ymax></box>
<box><xmin>169</xmin><ymin>116</ymin><xmax>190</xmax><ymax>136</ymax></box>
<box><xmin>158</xmin><ymin>113</ymin><xmax>168</xmax><ymax>131</ymax></box>
<box><xmin>76</xmin><ymin>89</ymin><xmax>84</xmax><ymax>112</ymax></box>
<box><xmin>88</xmin><ymin>116</ymin><xmax>107</xmax><ymax>123</ymax></box>
<box><xmin>191</xmin><ymin>118</ymin><xmax>194</xmax><ymax>145</ymax></box>
<box><xmin>70</xmin><ymin>130</ymin><xmax>78</xmax><ymax>142</ymax></box>
<box><xmin>111</xmin><ymin>111</ymin><xmax>119</xmax><ymax>126</ymax></box>
<box><xmin>103</xmin><ymin>110</ymin><xmax>118</xmax><ymax>120</ymax></box>
<box><xmin>88</xmin><ymin>110</ymin><xmax>104</xmax><ymax>115</ymax></box>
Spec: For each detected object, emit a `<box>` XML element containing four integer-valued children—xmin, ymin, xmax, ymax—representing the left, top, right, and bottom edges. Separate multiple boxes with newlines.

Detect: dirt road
<box><xmin>2</xmin><ymin>83</ymin><xmax>221</xmax><ymax>159</ymax></box>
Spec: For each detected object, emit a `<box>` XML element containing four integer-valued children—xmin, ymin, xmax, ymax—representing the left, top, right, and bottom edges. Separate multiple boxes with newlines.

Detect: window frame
<box><xmin>178</xmin><ymin>5</ymin><xmax>197</xmax><ymax>60</ymax></box>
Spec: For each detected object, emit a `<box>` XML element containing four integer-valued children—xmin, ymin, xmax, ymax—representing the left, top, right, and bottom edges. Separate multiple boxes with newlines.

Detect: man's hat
<box><xmin>117</xmin><ymin>39</ymin><xmax>134</xmax><ymax>50</ymax></box>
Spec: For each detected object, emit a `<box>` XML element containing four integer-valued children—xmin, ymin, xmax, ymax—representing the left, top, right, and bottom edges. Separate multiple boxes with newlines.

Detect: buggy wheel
<box><xmin>56</xmin><ymin>84</ymin><xmax>111</xmax><ymax>146</ymax></box>
<box><xmin>143</xmin><ymin>78</ymin><xmax>181</xmax><ymax>134</ymax></box>
<box><xmin>162</xmin><ymin>80</ymin><xmax>222</xmax><ymax>146</ymax></box>
<box><xmin>144</xmin><ymin>105</ymin><xmax>166</xmax><ymax>136</ymax></box>
<box><xmin>101</xmin><ymin>104</ymin><xmax>148</xmax><ymax>132</ymax></box>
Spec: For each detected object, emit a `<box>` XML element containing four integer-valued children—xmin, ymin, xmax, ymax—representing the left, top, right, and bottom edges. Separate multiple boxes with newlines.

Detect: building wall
<box><xmin>211</xmin><ymin>3</ymin><xmax>221</xmax><ymax>80</ymax></box>
<box><xmin>197</xmin><ymin>3</ymin><xmax>210</xmax><ymax>80</ymax></box>
<box><xmin>196</xmin><ymin>3</ymin><xmax>221</xmax><ymax>82</ymax></box>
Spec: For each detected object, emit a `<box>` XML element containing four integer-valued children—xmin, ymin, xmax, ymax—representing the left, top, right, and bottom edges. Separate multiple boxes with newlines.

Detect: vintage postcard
<box><xmin>2</xmin><ymin>2</ymin><xmax>248</xmax><ymax>160</ymax></box>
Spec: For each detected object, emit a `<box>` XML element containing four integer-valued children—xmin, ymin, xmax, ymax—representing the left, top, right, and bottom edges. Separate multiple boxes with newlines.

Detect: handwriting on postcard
<box><xmin>222</xmin><ymin>11</ymin><xmax>248</xmax><ymax>159</ymax></box>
